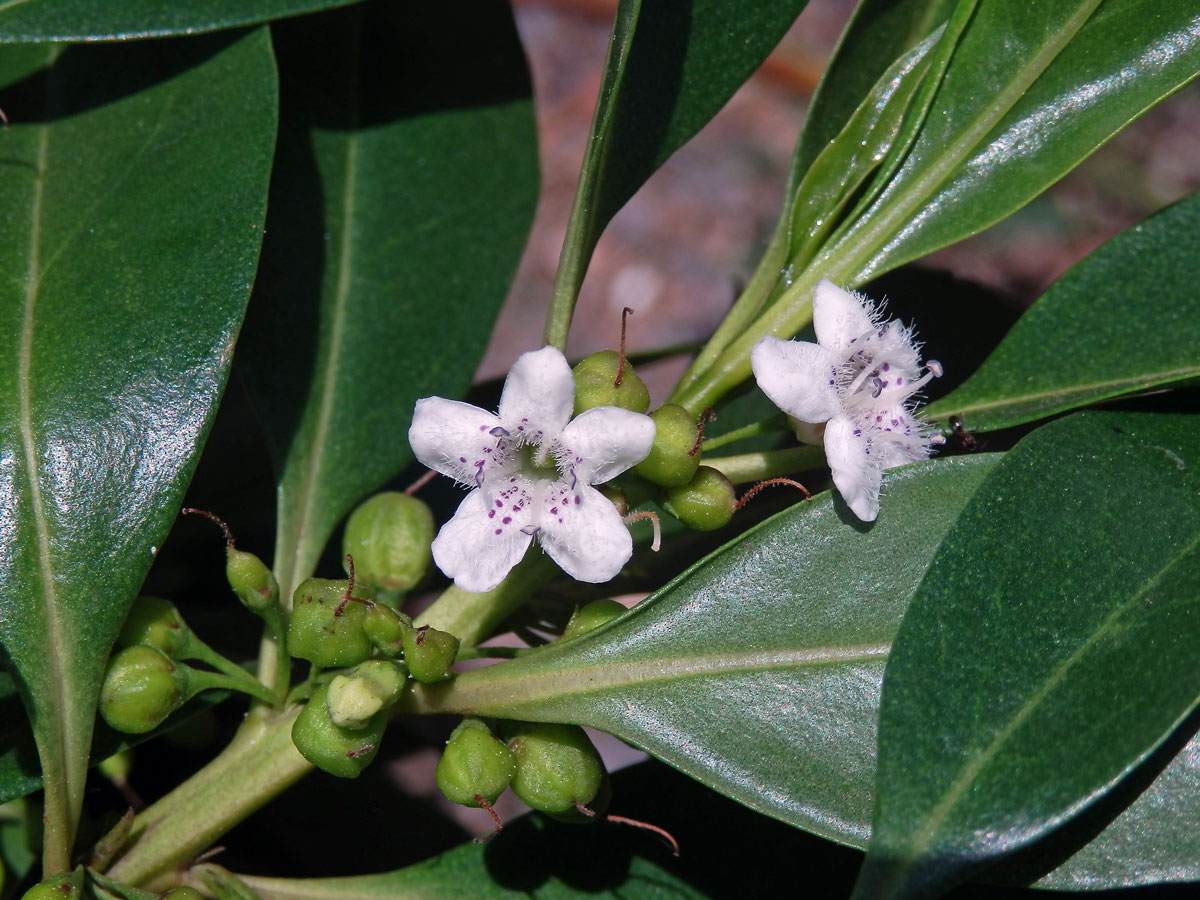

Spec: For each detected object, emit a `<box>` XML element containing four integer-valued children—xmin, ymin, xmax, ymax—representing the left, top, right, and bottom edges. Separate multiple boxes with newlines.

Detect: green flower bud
<box><xmin>401</xmin><ymin>625</ymin><xmax>459</xmax><ymax>683</ymax></box>
<box><xmin>100</xmin><ymin>646</ymin><xmax>188</xmax><ymax>734</ymax></box>
<box><xmin>507</xmin><ymin>722</ymin><xmax>608</xmax><ymax>819</ymax></box>
<box><xmin>326</xmin><ymin>660</ymin><xmax>407</xmax><ymax>730</ymax></box>
<box><xmin>363</xmin><ymin>603</ymin><xmax>413</xmax><ymax>657</ymax></box>
<box><xmin>291</xmin><ymin>683</ymin><xmax>386</xmax><ymax>777</ymax></box>
<box><xmin>342</xmin><ymin>492</ymin><xmax>435</xmax><ymax>593</ymax></box>
<box><xmin>662</xmin><ymin>466</ymin><xmax>736</xmax><ymax>531</ymax></box>
<box><xmin>559</xmin><ymin>599</ymin><xmax>626</xmax><ymax>643</ymax></box>
<box><xmin>288</xmin><ymin>577</ymin><xmax>375</xmax><ymax>668</ymax></box>
<box><xmin>634</xmin><ymin>404</ymin><xmax>701</xmax><ymax>487</ymax></box>
<box><xmin>21</xmin><ymin>868</ymin><xmax>83</xmax><ymax>900</ymax></box>
<box><xmin>226</xmin><ymin>548</ymin><xmax>279</xmax><ymax>613</ymax></box>
<box><xmin>436</xmin><ymin>718</ymin><xmax>516</xmax><ymax>807</ymax></box>
<box><xmin>572</xmin><ymin>350</ymin><xmax>650</xmax><ymax>415</ymax></box>
<box><xmin>117</xmin><ymin>596</ymin><xmax>190</xmax><ymax>658</ymax></box>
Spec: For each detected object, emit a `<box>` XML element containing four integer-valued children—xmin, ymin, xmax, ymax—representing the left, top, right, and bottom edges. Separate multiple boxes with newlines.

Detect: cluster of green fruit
<box><xmin>573</xmin><ymin>351</ymin><xmax>737</xmax><ymax>531</ymax></box>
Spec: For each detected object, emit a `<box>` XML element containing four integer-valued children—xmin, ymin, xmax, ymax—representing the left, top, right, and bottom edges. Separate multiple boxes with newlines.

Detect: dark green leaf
<box><xmin>398</xmin><ymin>455</ymin><xmax>1000</xmax><ymax>843</ymax></box>
<box><xmin>855</xmin><ymin>412</ymin><xmax>1200</xmax><ymax>900</ymax></box>
<box><xmin>817</xmin><ymin>0</ymin><xmax>1200</xmax><ymax>283</ymax></box>
<box><xmin>545</xmin><ymin>0</ymin><xmax>808</xmax><ymax>348</ymax></box>
<box><xmin>0</xmin><ymin>0</ymin><xmax>355</xmax><ymax>42</ymax></box>
<box><xmin>239</xmin><ymin>1</ymin><xmax>538</xmax><ymax>597</ymax></box>
<box><xmin>0</xmin><ymin>30</ymin><xmax>276</xmax><ymax>867</ymax></box>
<box><xmin>925</xmin><ymin>190</ymin><xmax>1200</xmax><ymax>432</ymax></box>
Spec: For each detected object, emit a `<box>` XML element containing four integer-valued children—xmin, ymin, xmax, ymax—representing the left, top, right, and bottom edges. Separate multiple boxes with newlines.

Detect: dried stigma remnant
<box><xmin>408</xmin><ymin>347</ymin><xmax>655</xmax><ymax>592</ymax></box>
<box><xmin>751</xmin><ymin>280</ymin><xmax>944</xmax><ymax>522</ymax></box>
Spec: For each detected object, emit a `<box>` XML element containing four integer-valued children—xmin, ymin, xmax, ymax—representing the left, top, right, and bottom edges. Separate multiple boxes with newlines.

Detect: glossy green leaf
<box><xmin>925</xmin><ymin>190</ymin><xmax>1200</xmax><ymax>432</ymax></box>
<box><xmin>855</xmin><ymin>412</ymin><xmax>1200</xmax><ymax>900</ymax></box>
<box><xmin>545</xmin><ymin>0</ymin><xmax>808</xmax><ymax>349</ymax></box>
<box><xmin>239</xmin><ymin>1</ymin><xmax>538</xmax><ymax>598</ymax></box>
<box><xmin>817</xmin><ymin>0</ymin><xmax>1200</xmax><ymax>284</ymax></box>
<box><xmin>0</xmin><ymin>31</ymin><xmax>277</xmax><ymax>869</ymax></box>
<box><xmin>399</xmin><ymin>455</ymin><xmax>1000</xmax><ymax>843</ymax></box>
<box><xmin>0</xmin><ymin>0</ymin><xmax>355</xmax><ymax>42</ymax></box>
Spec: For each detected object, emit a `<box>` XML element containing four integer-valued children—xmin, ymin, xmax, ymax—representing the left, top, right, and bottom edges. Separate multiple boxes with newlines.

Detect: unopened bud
<box><xmin>288</xmin><ymin>577</ymin><xmax>375</xmax><ymax>668</ymax></box>
<box><xmin>572</xmin><ymin>351</ymin><xmax>650</xmax><ymax>415</ymax></box>
<box><xmin>100</xmin><ymin>645</ymin><xmax>188</xmax><ymax>734</ymax></box>
<box><xmin>635</xmin><ymin>404</ymin><xmax>701</xmax><ymax>487</ymax></box>
<box><xmin>662</xmin><ymin>466</ymin><xmax>736</xmax><ymax>531</ymax></box>
<box><xmin>436</xmin><ymin>718</ymin><xmax>516</xmax><ymax>808</ymax></box>
<box><xmin>342</xmin><ymin>492</ymin><xmax>435</xmax><ymax>593</ymax></box>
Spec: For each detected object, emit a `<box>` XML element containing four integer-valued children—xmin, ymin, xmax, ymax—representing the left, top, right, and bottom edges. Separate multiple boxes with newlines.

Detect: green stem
<box><xmin>184</xmin><ymin>637</ymin><xmax>279</xmax><ymax>703</ymax></box>
<box><xmin>106</xmin><ymin>707</ymin><xmax>310</xmax><ymax>888</ymax></box>
<box><xmin>705</xmin><ymin>446</ymin><xmax>825</xmax><ymax>485</ymax></box>
<box><xmin>700</xmin><ymin>414</ymin><xmax>789</xmax><ymax>453</ymax></box>
<box><xmin>415</xmin><ymin>552</ymin><xmax>555</xmax><ymax>647</ymax></box>
<box><xmin>184</xmin><ymin>665</ymin><xmax>278</xmax><ymax>707</ymax></box>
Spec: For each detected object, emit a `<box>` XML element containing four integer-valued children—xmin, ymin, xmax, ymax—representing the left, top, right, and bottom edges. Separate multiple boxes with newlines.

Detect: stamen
<box><xmin>903</xmin><ymin>359</ymin><xmax>946</xmax><ymax>395</ymax></box>
<box><xmin>623</xmin><ymin>510</ymin><xmax>661</xmax><ymax>551</ymax></box>
<box><xmin>474</xmin><ymin>464</ymin><xmax>485</xmax><ymax>488</ymax></box>
<box><xmin>472</xmin><ymin>795</ymin><xmax>504</xmax><ymax>844</ymax></box>
<box><xmin>930</xmin><ymin>433</ymin><xmax>947</xmax><ymax>445</ymax></box>
<box><xmin>614</xmin><ymin>306</ymin><xmax>634</xmax><ymax>388</ymax></box>
<box><xmin>870</xmin><ymin>377</ymin><xmax>884</xmax><ymax>399</ymax></box>
<box><xmin>520</xmin><ymin>525</ymin><xmax>540</xmax><ymax>535</ymax></box>
<box><xmin>927</xmin><ymin>359</ymin><xmax>943</xmax><ymax>377</ymax></box>
<box><xmin>489</xmin><ymin>426</ymin><xmax>509</xmax><ymax>437</ymax></box>
<box><xmin>734</xmin><ymin>477</ymin><xmax>812</xmax><ymax>511</ymax></box>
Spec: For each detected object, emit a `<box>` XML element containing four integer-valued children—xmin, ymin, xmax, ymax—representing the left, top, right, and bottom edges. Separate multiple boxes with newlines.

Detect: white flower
<box><xmin>408</xmin><ymin>346</ymin><xmax>656</xmax><ymax>592</ymax></box>
<box><xmin>751</xmin><ymin>279</ymin><xmax>944</xmax><ymax>522</ymax></box>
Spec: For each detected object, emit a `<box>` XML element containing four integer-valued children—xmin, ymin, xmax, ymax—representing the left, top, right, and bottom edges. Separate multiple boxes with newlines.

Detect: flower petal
<box><xmin>409</xmin><ymin>397</ymin><xmax>504</xmax><ymax>485</ymax></box>
<box><xmin>537</xmin><ymin>483</ymin><xmax>632</xmax><ymax>583</ymax></box>
<box><xmin>751</xmin><ymin>336</ymin><xmax>841</xmax><ymax>424</ymax></box>
<box><xmin>824</xmin><ymin>415</ymin><xmax>882</xmax><ymax>522</ymax></box>
<box><xmin>497</xmin><ymin>346</ymin><xmax>575</xmax><ymax>439</ymax></box>
<box><xmin>558</xmin><ymin>406</ymin><xmax>655</xmax><ymax>485</ymax></box>
<box><xmin>430</xmin><ymin>488</ymin><xmax>534</xmax><ymax>592</ymax></box>
<box><xmin>813</xmin><ymin>279</ymin><xmax>876</xmax><ymax>350</ymax></box>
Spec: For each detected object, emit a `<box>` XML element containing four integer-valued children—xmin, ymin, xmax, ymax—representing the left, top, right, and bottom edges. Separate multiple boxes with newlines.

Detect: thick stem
<box><xmin>704</xmin><ymin>446</ymin><xmax>825</xmax><ymax>486</ymax></box>
<box><xmin>415</xmin><ymin>552</ymin><xmax>554</xmax><ymax>647</ymax></box>
<box><xmin>106</xmin><ymin>706</ymin><xmax>310</xmax><ymax>888</ymax></box>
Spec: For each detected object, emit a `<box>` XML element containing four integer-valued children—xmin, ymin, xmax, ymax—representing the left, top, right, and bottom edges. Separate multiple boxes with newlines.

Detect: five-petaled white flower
<box><xmin>751</xmin><ymin>279</ymin><xmax>944</xmax><ymax>522</ymax></box>
<box><xmin>408</xmin><ymin>346</ymin><xmax>656</xmax><ymax>593</ymax></box>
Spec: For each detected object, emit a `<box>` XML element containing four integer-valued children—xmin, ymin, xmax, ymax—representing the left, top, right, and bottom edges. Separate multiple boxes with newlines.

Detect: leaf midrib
<box><xmin>414</xmin><ymin>640</ymin><xmax>891</xmax><ymax>715</ymax></box>
<box><xmin>826</xmin><ymin>0</ymin><xmax>1104</xmax><ymax>280</ymax></box>
<box><xmin>878</xmin><ymin>528</ymin><xmax>1200</xmax><ymax>894</ymax></box>
<box><xmin>927</xmin><ymin>362</ymin><xmax>1200</xmax><ymax>421</ymax></box>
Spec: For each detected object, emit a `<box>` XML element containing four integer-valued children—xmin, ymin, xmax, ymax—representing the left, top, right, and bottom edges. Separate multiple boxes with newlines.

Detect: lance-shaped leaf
<box><xmin>544</xmin><ymin>0</ymin><xmax>808</xmax><ymax>349</ymax></box>
<box><xmin>924</xmin><ymin>190</ymin><xmax>1200</xmax><ymax>433</ymax></box>
<box><xmin>854</xmin><ymin>411</ymin><xmax>1200</xmax><ymax>900</ymax></box>
<box><xmin>0</xmin><ymin>0</ymin><xmax>356</xmax><ymax>42</ymax></box>
<box><xmin>239</xmin><ymin>0</ymin><xmax>538</xmax><ymax>598</ymax></box>
<box><xmin>0</xmin><ymin>31</ymin><xmax>277</xmax><ymax>871</ymax></box>
<box><xmin>397</xmin><ymin>455</ymin><xmax>1000</xmax><ymax>842</ymax></box>
<box><xmin>816</xmin><ymin>0</ymin><xmax>1200</xmax><ymax>284</ymax></box>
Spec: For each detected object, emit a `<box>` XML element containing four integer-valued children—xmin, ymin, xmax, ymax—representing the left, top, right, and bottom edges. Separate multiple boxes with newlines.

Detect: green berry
<box><xmin>288</xmin><ymin>577</ymin><xmax>375</xmax><ymax>668</ymax></box>
<box><xmin>291</xmin><ymin>683</ymin><xmax>386</xmax><ymax>777</ymax></box>
<box><xmin>117</xmin><ymin>596</ymin><xmax>191</xmax><ymax>658</ymax></box>
<box><xmin>572</xmin><ymin>350</ymin><xmax>650</xmax><ymax>415</ymax></box>
<box><xmin>100</xmin><ymin>645</ymin><xmax>188</xmax><ymax>734</ymax></box>
<box><xmin>635</xmin><ymin>404</ymin><xmax>701</xmax><ymax>487</ymax></box>
<box><xmin>226</xmin><ymin>548</ymin><xmax>279</xmax><ymax>613</ymax></box>
<box><xmin>507</xmin><ymin>722</ymin><xmax>607</xmax><ymax>819</ymax></box>
<box><xmin>20</xmin><ymin>868</ymin><xmax>83</xmax><ymax>900</ymax></box>
<box><xmin>559</xmin><ymin>599</ymin><xmax>626</xmax><ymax>643</ymax></box>
<box><xmin>326</xmin><ymin>660</ymin><xmax>407</xmax><ymax>730</ymax></box>
<box><xmin>663</xmin><ymin>466</ymin><xmax>736</xmax><ymax>531</ymax></box>
<box><xmin>363</xmin><ymin>603</ymin><xmax>413</xmax><ymax>657</ymax></box>
<box><xmin>342</xmin><ymin>492</ymin><xmax>435</xmax><ymax>593</ymax></box>
<box><xmin>401</xmin><ymin>625</ymin><xmax>459</xmax><ymax>683</ymax></box>
<box><xmin>436</xmin><ymin>718</ymin><xmax>516</xmax><ymax>807</ymax></box>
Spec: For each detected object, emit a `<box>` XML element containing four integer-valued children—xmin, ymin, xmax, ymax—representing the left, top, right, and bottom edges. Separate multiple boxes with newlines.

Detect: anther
<box><xmin>870</xmin><ymin>377</ymin><xmax>884</xmax><ymax>399</ymax></box>
<box><xmin>489</xmin><ymin>426</ymin><xmax>509</xmax><ymax>437</ymax></box>
<box><xmin>926</xmin><ymin>359</ymin><xmax>943</xmax><ymax>378</ymax></box>
<box><xmin>734</xmin><ymin>477</ymin><xmax>812</xmax><ymax>511</ymax></box>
